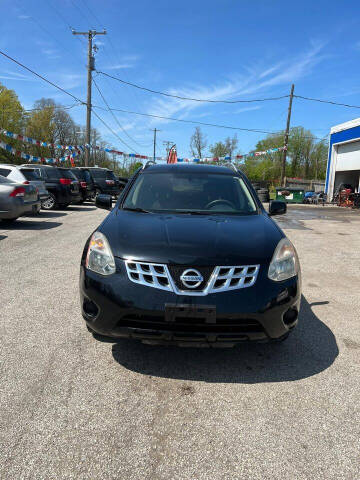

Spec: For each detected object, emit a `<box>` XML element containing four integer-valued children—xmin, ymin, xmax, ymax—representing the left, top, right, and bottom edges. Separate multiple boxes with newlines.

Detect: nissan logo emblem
<box><xmin>180</xmin><ymin>269</ymin><xmax>203</xmax><ymax>289</ymax></box>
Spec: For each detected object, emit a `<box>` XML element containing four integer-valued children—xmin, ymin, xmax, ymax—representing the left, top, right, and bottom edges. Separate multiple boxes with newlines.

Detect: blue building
<box><xmin>325</xmin><ymin>118</ymin><xmax>360</xmax><ymax>200</ymax></box>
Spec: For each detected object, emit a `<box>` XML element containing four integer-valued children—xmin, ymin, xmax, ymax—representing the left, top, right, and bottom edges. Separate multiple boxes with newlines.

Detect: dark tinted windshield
<box><xmin>20</xmin><ymin>169</ymin><xmax>40</xmax><ymax>180</ymax></box>
<box><xmin>58</xmin><ymin>169</ymin><xmax>77</xmax><ymax>180</ymax></box>
<box><xmin>123</xmin><ymin>172</ymin><xmax>257</xmax><ymax>214</ymax></box>
<box><xmin>43</xmin><ymin>168</ymin><xmax>62</xmax><ymax>180</ymax></box>
<box><xmin>90</xmin><ymin>169</ymin><xmax>115</xmax><ymax>180</ymax></box>
<box><xmin>0</xmin><ymin>168</ymin><xmax>11</xmax><ymax>177</ymax></box>
<box><xmin>71</xmin><ymin>169</ymin><xmax>85</xmax><ymax>180</ymax></box>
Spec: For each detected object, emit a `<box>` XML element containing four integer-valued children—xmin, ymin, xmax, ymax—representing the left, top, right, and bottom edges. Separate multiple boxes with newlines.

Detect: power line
<box><xmin>0</xmin><ymin>50</ymin><xmax>85</xmax><ymax>104</ymax></box>
<box><xmin>92</xmin><ymin>105</ymin><xmax>278</xmax><ymax>134</ymax></box>
<box><xmin>91</xmin><ymin>108</ymin><xmax>143</xmax><ymax>154</ymax></box>
<box><xmin>0</xmin><ymin>50</ymin><xmax>331</xmax><ymax>143</ymax></box>
<box><xmin>96</xmin><ymin>71</ymin><xmax>290</xmax><ymax>104</ymax></box>
<box><xmin>92</xmin><ymin>77</ymin><xmax>139</xmax><ymax>152</ymax></box>
<box><xmin>294</xmin><ymin>95</ymin><xmax>360</xmax><ymax>109</ymax></box>
<box><xmin>93</xmin><ymin>77</ymin><xmax>152</xmax><ymax>149</ymax></box>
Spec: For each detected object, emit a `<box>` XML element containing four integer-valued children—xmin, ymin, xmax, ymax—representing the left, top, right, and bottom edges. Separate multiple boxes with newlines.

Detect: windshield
<box><xmin>20</xmin><ymin>169</ymin><xmax>40</xmax><ymax>180</ymax></box>
<box><xmin>123</xmin><ymin>172</ymin><xmax>257</xmax><ymax>214</ymax></box>
<box><xmin>90</xmin><ymin>169</ymin><xmax>115</xmax><ymax>180</ymax></box>
<box><xmin>58</xmin><ymin>169</ymin><xmax>77</xmax><ymax>180</ymax></box>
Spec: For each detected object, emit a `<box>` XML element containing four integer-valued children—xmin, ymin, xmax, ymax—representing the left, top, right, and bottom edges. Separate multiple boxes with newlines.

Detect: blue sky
<box><xmin>1</xmin><ymin>0</ymin><xmax>360</xmax><ymax>158</ymax></box>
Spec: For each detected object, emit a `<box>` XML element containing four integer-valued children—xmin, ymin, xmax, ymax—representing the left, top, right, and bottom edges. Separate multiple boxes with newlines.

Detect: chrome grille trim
<box><xmin>125</xmin><ymin>261</ymin><xmax>172</xmax><ymax>292</ymax></box>
<box><xmin>125</xmin><ymin>261</ymin><xmax>260</xmax><ymax>296</ymax></box>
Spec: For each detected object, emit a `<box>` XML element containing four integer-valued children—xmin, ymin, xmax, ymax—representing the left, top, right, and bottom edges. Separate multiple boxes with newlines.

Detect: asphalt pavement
<box><xmin>0</xmin><ymin>203</ymin><xmax>359</xmax><ymax>480</ymax></box>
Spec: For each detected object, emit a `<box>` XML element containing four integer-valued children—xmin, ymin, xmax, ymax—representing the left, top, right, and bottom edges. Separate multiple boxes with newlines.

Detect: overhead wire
<box><xmin>96</xmin><ymin>71</ymin><xmax>290</xmax><ymax>104</ymax></box>
<box><xmin>294</xmin><ymin>95</ymin><xmax>360</xmax><ymax>109</ymax></box>
<box><xmin>0</xmin><ymin>49</ymin><xmax>335</xmax><ymax>148</ymax></box>
<box><xmin>0</xmin><ymin>50</ymin><xmax>85</xmax><ymax>104</ymax></box>
<box><xmin>91</xmin><ymin>105</ymin><xmax>279</xmax><ymax>134</ymax></box>
<box><xmin>92</xmin><ymin>77</ymin><xmax>139</xmax><ymax>152</ymax></box>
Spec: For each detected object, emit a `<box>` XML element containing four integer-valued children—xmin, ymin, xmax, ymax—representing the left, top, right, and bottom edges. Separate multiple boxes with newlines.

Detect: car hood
<box><xmin>101</xmin><ymin>210</ymin><xmax>284</xmax><ymax>266</ymax></box>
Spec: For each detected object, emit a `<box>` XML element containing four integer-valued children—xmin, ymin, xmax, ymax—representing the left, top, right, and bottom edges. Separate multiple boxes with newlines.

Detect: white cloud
<box><xmin>0</xmin><ymin>70</ymin><xmax>34</xmax><ymax>82</ymax></box>
<box><xmin>106</xmin><ymin>64</ymin><xmax>134</xmax><ymax>70</ymax></box>
<box><xmin>144</xmin><ymin>41</ymin><xmax>327</xmax><ymax>125</ymax></box>
<box><xmin>56</xmin><ymin>73</ymin><xmax>85</xmax><ymax>90</ymax></box>
<box><xmin>233</xmin><ymin>106</ymin><xmax>262</xmax><ymax>114</ymax></box>
<box><xmin>18</xmin><ymin>15</ymin><xmax>30</xmax><ymax>19</ymax></box>
<box><xmin>103</xmin><ymin>54</ymin><xmax>140</xmax><ymax>70</ymax></box>
<box><xmin>42</xmin><ymin>48</ymin><xmax>61</xmax><ymax>59</ymax></box>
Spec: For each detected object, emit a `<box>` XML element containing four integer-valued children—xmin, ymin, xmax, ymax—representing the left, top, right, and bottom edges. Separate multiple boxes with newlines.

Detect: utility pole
<box><xmin>151</xmin><ymin>128</ymin><xmax>160</xmax><ymax>162</ymax></box>
<box><xmin>280</xmin><ymin>83</ymin><xmax>295</xmax><ymax>186</ymax></box>
<box><xmin>72</xmin><ymin>29</ymin><xmax>106</xmax><ymax>166</ymax></box>
<box><xmin>163</xmin><ymin>140</ymin><xmax>174</xmax><ymax>158</ymax></box>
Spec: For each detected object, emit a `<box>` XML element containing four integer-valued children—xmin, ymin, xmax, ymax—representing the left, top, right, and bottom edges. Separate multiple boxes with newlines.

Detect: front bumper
<box><xmin>80</xmin><ymin>259</ymin><xmax>301</xmax><ymax>346</ymax></box>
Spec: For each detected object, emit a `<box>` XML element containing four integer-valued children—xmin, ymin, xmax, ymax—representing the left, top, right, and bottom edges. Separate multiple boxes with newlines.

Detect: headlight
<box><xmin>268</xmin><ymin>238</ymin><xmax>299</xmax><ymax>281</ymax></box>
<box><xmin>85</xmin><ymin>231</ymin><xmax>116</xmax><ymax>275</ymax></box>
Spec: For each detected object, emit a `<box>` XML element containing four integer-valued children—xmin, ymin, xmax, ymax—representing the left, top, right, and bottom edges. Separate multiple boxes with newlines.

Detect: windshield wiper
<box><xmin>122</xmin><ymin>207</ymin><xmax>151</xmax><ymax>213</ymax></box>
<box><xmin>175</xmin><ymin>210</ymin><xmax>209</xmax><ymax>215</ymax></box>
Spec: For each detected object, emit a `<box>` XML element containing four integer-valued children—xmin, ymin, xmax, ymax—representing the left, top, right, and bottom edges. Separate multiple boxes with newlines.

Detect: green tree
<box><xmin>242</xmin><ymin>127</ymin><xmax>328</xmax><ymax>182</ymax></box>
<box><xmin>209</xmin><ymin>141</ymin><xmax>228</xmax><ymax>158</ymax></box>
<box><xmin>0</xmin><ymin>83</ymin><xmax>25</xmax><ymax>163</ymax></box>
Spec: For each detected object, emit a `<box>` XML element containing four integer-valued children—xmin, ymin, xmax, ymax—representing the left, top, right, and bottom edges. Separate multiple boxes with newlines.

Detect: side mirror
<box><xmin>269</xmin><ymin>200</ymin><xmax>286</xmax><ymax>216</ymax></box>
<box><xmin>95</xmin><ymin>194</ymin><xmax>112</xmax><ymax>211</ymax></box>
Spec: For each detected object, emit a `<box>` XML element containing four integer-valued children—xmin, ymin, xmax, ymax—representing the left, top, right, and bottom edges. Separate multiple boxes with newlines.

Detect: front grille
<box><xmin>124</xmin><ymin>261</ymin><xmax>260</xmax><ymax>296</ymax></box>
<box><xmin>125</xmin><ymin>261</ymin><xmax>172</xmax><ymax>292</ymax></box>
<box><xmin>168</xmin><ymin>265</ymin><xmax>214</xmax><ymax>291</ymax></box>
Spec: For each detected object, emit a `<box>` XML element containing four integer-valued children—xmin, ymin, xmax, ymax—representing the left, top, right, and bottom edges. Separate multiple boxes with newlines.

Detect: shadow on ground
<box><xmin>0</xmin><ymin>220</ymin><xmax>62</xmax><ymax>230</ymax></box>
<box><xmin>109</xmin><ymin>296</ymin><xmax>338</xmax><ymax>383</ymax></box>
<box><xmin>0</xmin><ymin>235</ymin><xmax>7</xmax><ymax>241</ymax></box>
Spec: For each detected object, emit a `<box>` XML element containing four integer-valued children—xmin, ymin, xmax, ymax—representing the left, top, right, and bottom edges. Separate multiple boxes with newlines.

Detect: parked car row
<box><xmin>0</xmin><ymin>164</ymin><xmax>127</xmax><ymax>222</ymax></box>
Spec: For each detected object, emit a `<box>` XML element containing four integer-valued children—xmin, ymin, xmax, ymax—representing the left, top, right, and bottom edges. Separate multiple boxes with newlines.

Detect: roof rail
<box><xmin>224</xmin><ymin>162</ymin><xmax>238</xmax><ymax>173</ymax></box>
<box><xmin>142</xmin><ymin>160</ymin><xmax>156</xmax><ymax>170</ymax></box>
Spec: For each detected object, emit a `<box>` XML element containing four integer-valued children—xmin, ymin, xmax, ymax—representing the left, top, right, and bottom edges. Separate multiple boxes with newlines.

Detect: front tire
<box><xmin>32</xmin><ymin>204</ymin><xmax>41</xmax><ymax>215</ymax></box>
<box><xmin>41</xmin><ymin>193</ymin><xmax>57</xmax><ymax>210</ymax></box>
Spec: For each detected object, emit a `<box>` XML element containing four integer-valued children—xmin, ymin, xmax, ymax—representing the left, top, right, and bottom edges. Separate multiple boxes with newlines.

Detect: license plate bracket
<box><xmin>165</xmin><ymin>303</ymin><xmax>216</xmax><ymax>324</ymax></box>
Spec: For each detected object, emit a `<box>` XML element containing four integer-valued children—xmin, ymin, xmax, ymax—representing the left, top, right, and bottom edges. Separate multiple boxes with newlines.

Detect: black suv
<box><xmin>22</xmin><ymin>165</ymin><xmax>81</xmax><ymax>210</ymax></box>
<box><xmin>82</xmin><ymin>167</ymin><xmax>121</xmax><ymax>197</ymax></box>
<box><xmin>70</xmin><ymin>168</ymin><xmax>95</xmax><ymax>202</ymax></box>
<box><xmin>80</xmin><ymin>163</ymin><xmax>301</xmax><ymax>347</ymax></box>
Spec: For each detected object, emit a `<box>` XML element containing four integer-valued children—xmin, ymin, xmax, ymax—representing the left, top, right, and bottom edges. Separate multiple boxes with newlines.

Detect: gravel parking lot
<box><xmin>0</xmin><ymin>204</ymin><xmax>359</xmax><ymax>480</ymax></box>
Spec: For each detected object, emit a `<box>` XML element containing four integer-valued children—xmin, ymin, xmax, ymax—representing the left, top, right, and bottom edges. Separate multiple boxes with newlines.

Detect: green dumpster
<box><xmin>275</xmin><ymin>187</ymin><xmax>305</xmax><ymax>204</ymax></box>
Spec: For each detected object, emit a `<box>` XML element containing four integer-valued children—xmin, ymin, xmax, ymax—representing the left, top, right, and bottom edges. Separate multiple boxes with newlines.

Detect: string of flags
<box><xmin>0</xmin><ymin>126</ymin><xmax>286</xmax><ymax>165</ymax></box>
<box><xmin>0</xmin><ymin>127</ymin><xmax>167</xmax><ymax>161</ymax></box>
<box><xmin>0</xmin><ymin>128</ymin><xmax>85</xmax><ymax>152</ymax></box>
<box><xmin>177</xmin><ymin>146</ymin><xmax>286</xmax><ymax>163</ymax></box>
<box><xmin>0</xmin><ymin>140</ymin><xmax>81</xmax><ymax>165</ymax></box>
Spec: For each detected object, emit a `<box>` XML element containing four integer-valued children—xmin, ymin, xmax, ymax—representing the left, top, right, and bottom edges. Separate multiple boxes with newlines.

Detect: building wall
<box><xmin>325</xmin><ymin>123</ymin><xmax>360</xmax><ymax>200</ymax></box>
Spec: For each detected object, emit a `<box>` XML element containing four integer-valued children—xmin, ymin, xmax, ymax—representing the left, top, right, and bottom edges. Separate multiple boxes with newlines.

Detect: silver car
<box><xmin>0</xmin><ymin>164</ymin><xmax>49</xmax><ymax>213</ymax></box>
<box><xmin>0</xmin><ymin>174</ymin><xmax>40</xmax><ymax>222</ymax></box>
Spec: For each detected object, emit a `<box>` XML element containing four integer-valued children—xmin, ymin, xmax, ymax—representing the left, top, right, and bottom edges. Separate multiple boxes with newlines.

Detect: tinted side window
<box><xmin>58</xmin><ymin>169</ymin><xmax>77</xmax><ymax>180</ymax></box>
<box><xmin>45</xmin><ymin>168</ymin><xmax>62</xmax><ymax>180</ymax></box>
<box><xmin>0</xmin><ymin>168</ymin><xmax>11</xmax><ymax>177</ymax></box>
<box><xmin>83</xmin><ymin>170</ymin><xmax>92</xmax><ymax>183</ymax></box>
<box><xmin>71</xmin><ymin>169</ymin><xmax>85</xmax><ymax>180</ymax></box>
<box><xmin>20</xmin><ymin>169</ymin><xmax>40</xmax><ymax>180</ymax></box>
